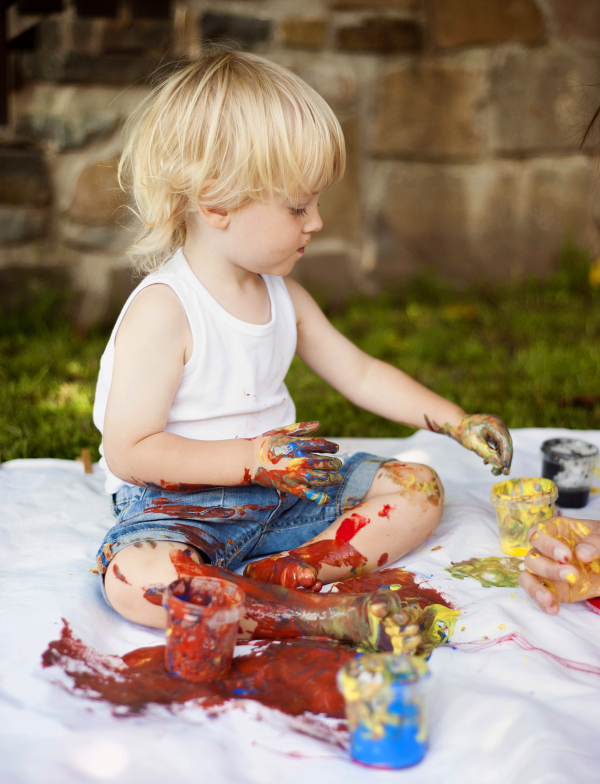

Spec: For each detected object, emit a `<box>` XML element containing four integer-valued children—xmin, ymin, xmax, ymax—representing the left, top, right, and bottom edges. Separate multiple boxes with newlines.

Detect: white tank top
<box><xmin>93</xmin><ymin>249</ymin><xmax>297</xmax><ymax>494</ymax></box>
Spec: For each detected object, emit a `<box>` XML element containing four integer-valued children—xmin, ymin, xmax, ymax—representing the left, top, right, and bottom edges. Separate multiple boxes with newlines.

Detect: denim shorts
<box><xmin>96</xmin><ymin>452</ymin><xmax>387</xmax><ymax>579</ymax></box>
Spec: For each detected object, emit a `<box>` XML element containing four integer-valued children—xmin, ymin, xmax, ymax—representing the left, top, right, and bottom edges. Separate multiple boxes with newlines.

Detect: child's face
<box><xmin>225</xmin><ymin>192</ymin><xmax>322</xmax><ymax>276</ymax></box>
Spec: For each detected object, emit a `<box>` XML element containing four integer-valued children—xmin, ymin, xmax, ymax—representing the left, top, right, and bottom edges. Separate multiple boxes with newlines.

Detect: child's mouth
<box><xmin>297</xmin><ymin>247</ymin><xmax>305</xmax><ymax>254</ymax></box>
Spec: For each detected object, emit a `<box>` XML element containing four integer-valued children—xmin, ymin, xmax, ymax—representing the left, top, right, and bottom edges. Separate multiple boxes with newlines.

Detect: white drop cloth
<box><xmin>2</xmin><ymin>428</ymin><xmax>600</xmax><ymax>784</ymax></box>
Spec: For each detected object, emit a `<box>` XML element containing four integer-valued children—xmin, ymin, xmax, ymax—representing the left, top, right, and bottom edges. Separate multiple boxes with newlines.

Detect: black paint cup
<box><xmin>541</xmin><ymin>438</ymin><xmax>598</xmax><ymax>508</ymax></box>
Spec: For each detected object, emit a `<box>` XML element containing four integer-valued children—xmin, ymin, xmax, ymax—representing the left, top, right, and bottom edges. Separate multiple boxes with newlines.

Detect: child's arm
<box><xmin>102</xmin><ymin>285</ymin><xmax>341</xmax><ymax>500</ymax></box>
<box><xmin>286</xmin><ymin>279</ymin><xmax>512</xmax><ymax>475</ymax></box>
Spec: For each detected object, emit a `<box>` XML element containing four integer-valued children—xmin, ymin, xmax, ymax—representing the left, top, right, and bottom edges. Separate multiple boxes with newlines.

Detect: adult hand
<box><xmin>426</xmin><ymin>413</ymin><xmax>512</xmax><ymax>475</ymax></box>
<box><xmin>518</xmin><ymin>516</ymin><xmax>600</xmax><ymax>614</ymax></box>
<box><xmin>250</xmin><ymin>421</ymin><xmax>342</xmax><ymax>505</ymax></box>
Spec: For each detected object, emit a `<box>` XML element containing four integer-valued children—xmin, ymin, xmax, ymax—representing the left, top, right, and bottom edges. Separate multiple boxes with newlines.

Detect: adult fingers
<box><xmin>527</xmin><ymin>521</ymin><xmax>573</xmax><ymax>563</ymax></box>
<box><xmin>574</xmin><ymin>530</ymin><xmax>600</xmax><ymax>564</ymax></box>
<box><xmin>523</xmin><ymin>550</ymin><xmax>579</xmax><ymax>585</ymax></box>
<box><xmin>518</xmin><ymin>570</ymin><xmax>560</xmax><ymax>614</ymax></box>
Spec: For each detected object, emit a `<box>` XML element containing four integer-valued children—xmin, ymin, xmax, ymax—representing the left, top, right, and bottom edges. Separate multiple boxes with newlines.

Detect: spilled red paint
<box><xmin>243</xmin><ymin>539</ymin><xmax>367</xmax><ymax>592</ymax></box>
<box><xmin>330</xmin><ymin>567</ymin><xmax>453</xmax><ymax>610</ymax></box>
<box><xmin>335</xmin><ymin>513</ymin><xmax>369</xmax><ymax>543</ymax></box>
<box><xmin>112</xmin><ymin>564</ymin><xmax>131</xmax><ymax>585</ymax></box>
<box><xmin>377</xmin><ymin>552</ymin><xmax>388</xmax><ymax>567</ymax></box>
<box><xmin>242</xmin><ymin>468</ymin><xmax>252</xmax><ymax>485</ymax></box>
<box><xmin>378</xmin><ymin>504</ymin><xmax>395</xmax><ymax>519</ymax></box>
<box><xmin>42</xmin><ymin>620</ymin><xmax>351</xmax><ymax>721</ymax></box>
<box><xmin>42</xmin><ymin>564</ymin><xmax>455</xmax><ymax>731</ymax></box>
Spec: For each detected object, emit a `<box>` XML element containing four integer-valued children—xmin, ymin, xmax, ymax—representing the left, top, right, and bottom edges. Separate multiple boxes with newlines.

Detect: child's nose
<box><xmin>304</xmin><ymin>207</ymin><xmax>323</xmax><ymax>234</ymax></box>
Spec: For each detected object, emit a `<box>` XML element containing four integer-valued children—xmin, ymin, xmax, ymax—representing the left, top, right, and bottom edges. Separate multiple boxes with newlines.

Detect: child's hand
<box><xmin>250</xmin><ymin>421</ymin><xmax>343</xmax><ymax>504</ymax></box>
<box><xmin>426</xmin><ymin>413</ymin><xmax>512</xmax><ymax>475</ymax></box>
<box><xmin>518</xmin><ymin>516</ymin><xmax>600</xmax><ymax>614</ymax></box>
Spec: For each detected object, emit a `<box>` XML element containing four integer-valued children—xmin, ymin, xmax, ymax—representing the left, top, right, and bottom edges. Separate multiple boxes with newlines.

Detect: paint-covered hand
<box><xmin>426</xmin><ymin>413</ymin><xmax>512</xmax><ymax>475</ymax></box>
<box><xmin>250</xmin><ymin>421</ymin><xmax>343</xmax><ymax>505</ymax></box>
<box><xmin>519</xmin><ymin>516</ymin><xmax>600</xmax><ymax>614</ymax></box>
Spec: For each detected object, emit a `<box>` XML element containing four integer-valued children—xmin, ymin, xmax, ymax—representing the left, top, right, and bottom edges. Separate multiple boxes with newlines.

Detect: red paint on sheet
<box><xmin>335</xmin><ymin>513</ymin><xmax>369</xmax><ymax>543</ymax></box>
<box><xmin>42</xmin><ymin>620</ymin><xmax>351</xmax><ymax>721</ymax></box>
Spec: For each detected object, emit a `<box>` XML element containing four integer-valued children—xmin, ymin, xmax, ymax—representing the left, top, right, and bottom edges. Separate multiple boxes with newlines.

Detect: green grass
<box><xmin>2</xmin><ymin>241</ymin><xmax>600</xmax><ymax>462</ymax></box>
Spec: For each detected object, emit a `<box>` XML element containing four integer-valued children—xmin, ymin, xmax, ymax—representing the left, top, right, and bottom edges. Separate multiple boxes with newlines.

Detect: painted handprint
<box><xmin>425</xmin><ymin>413</ymin><xmax>512</xmax><ymax>476</ymax></box>
<box><xmin>250</xmin><ymin>421</ymin><xmax>342</xmax><ymax>504</ymax></box>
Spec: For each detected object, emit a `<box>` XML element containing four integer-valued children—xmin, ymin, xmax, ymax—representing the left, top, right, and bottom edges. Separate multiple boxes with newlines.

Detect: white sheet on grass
<box><xmin>2</xmin><ymin>428</ymin><xmax>600</xmax><ymax>784</ymax></box>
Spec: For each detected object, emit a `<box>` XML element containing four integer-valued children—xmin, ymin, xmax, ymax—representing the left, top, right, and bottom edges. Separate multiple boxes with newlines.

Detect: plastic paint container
<box><xmin>490</xmin><ymin>478</ymin><xmax>558</xmax><ymax>557</ymax></box>
<box><xmin>586</xmin><ymin>597</ymin><xmax>600</xmax><ymax>615</ymax></box>
<box><xmin>541</xmin><ymin>439</ymin><xmax>599</xmax><ymax>509</ymax></box>
<box><xmin>337</xmin><ymin>653</ymin><xmax>429</xmax><ymax>769</ymax></box>
<box><xmin>164</xmin><ymin>576</ymin><xmax>245</xmax><ymax>682</ymax></box>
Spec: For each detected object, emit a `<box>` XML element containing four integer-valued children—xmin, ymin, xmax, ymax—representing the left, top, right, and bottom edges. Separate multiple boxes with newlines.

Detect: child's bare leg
<box><xmin>104</xmin><ymin>544</ymin><xmax>421</xmax><ymax>652</ymax></box>
<box><xmin>244</xmin><ymin>461</ymin><xmax>444</xmax><ymax>591</ymax></box>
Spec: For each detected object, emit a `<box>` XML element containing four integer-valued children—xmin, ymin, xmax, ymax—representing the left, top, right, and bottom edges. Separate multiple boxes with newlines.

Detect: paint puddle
<box><xmin>41</xmin><ymin>568</ymin><xmax>455</xmax><ymax>743</ymax></box>
<box><xmin>445</xmin><ymin>556</ymin><xmax>522</xmax><ymax>588</ymax></box>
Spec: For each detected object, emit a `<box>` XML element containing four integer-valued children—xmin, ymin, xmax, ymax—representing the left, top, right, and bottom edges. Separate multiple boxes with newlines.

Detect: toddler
<box><xmin>94</xmin><ymin>51</ymin><xmax>512</xmax><ymax>639</ymax></box>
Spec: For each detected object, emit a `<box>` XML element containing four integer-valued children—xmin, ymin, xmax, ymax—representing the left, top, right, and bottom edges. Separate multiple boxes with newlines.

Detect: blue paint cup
<box><xmin>337</xmin><ymin>653</ymin><xmax>429</xmax><ymax>769</ymax></box>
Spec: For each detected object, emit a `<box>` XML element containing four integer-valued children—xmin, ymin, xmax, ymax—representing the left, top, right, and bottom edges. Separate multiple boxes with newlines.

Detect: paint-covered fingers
<box><xmin>526</xmin><ymin>520</ymin><xmax>572</xmax><ymax>562</ymax></box>
<box><xmin>518</xmin><ymin>570</ymin><xmax>561</xmax><ymax>615</ymax></box>
<box><xmin>523</xmin><ymin>549</ymin><xmax>580</xmax><ymax>587</ymax></box>
<box><xmin>243</xmin><ymin>554</ymin><xmax>322</xmax><ymax>591</ymax></box>
<box><xmin>459</xmin><ymin>414</ymin><xmax>513</xmax><ymax>475</ymax></box>
<box><xmin>262</xmin><ymin>421</ymin><xmax>322</xmax><ymax>438</ymax></box>
<box><xmin>303</xmin><ymin>456</ymin><xmax>343</xmax><ymax>471</ymax></box>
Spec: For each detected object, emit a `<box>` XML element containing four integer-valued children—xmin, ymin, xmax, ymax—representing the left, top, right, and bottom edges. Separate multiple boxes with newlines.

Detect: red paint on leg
<box><xmin>335</xmin><ymin>513</ymin><xmax>370</xmax><ymax>543</ymax></box>
<box><xmin>377</xmin><ymin>553</ymin><xmax>388</xmax><ymax>567</ymax></box>
<box><xmin>378</xmin><ymin>504</ymin><xmax>396</xmax><ymax>519</ymax></box>
<box><xmin>113</xmin><ymin>564</ymin><xmax>131</xmax><ymax>585</ymax></box>
<box><xmin>143</xmin><ymin>584</ymin><xmax>166</xmax><ymax>606</ymax></box>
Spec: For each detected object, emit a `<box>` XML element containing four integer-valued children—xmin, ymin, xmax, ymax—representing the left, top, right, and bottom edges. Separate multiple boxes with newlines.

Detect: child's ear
<box><xmin>197</xmin><ymin>204</ymin><xmax>231</xmax><ymax>230</ymax></box>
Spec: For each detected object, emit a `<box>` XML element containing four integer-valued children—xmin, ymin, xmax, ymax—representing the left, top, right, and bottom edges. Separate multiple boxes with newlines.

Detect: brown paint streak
<box><xmin>144</xmin><ymin>498</ymin><xmax>271</xmax><ymax>521</ymax></box>
<box><xmin>377</xmin><ymin>552</ymin><xmax>388</xmax><ymax>567</ymax></box>
<box><xmin>112</xmin><ymin>564</ymin><xmax>131</xmax><ymax>585</ymax></box>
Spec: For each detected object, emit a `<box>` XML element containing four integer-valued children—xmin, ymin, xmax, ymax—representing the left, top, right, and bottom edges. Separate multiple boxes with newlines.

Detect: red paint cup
<box><xmin>164</xmin><ymin>576</ymin><xmax>245</xmax><ymax>682</ymax></box>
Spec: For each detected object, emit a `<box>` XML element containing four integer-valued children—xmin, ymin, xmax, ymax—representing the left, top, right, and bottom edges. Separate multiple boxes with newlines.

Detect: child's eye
<box><xmin>290</xmin><ymin>206</ymin><xmax>308</xmax><ymax>217</ymax></box>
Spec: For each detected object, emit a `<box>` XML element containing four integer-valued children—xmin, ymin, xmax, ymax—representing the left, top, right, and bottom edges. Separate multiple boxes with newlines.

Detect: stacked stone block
<box><xmin>0</xmin><ymin>0</ymin><xmax>599</xmax><ymax>323</ymax></box>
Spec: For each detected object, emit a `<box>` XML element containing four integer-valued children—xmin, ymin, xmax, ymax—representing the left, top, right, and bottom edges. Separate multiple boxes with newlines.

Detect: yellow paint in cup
<box><xmin>490</xmin><ymin>478</ymin><xmax>558</xmax><ymax>556</ymax></box>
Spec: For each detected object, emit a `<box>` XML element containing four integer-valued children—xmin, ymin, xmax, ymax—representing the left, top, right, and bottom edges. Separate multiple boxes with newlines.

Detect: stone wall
<box><xmin>1</xmin><ymin>0</ymin><xmax>599</xmax><ymax>324</ymax></box>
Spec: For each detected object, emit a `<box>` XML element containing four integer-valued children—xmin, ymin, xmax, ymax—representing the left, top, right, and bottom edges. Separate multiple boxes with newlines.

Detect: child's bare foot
<box><xmin>244</xmin><ymin>553</ymin><xmax>323</xmax><ymax>591</ymax></box>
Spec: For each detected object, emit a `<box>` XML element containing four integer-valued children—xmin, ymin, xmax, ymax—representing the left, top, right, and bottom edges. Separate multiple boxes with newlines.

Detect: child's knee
<box><xmin>373</xmin><ymin>460</ymin><xmax>444</xmax><ymax>506</ymax></box>
<box><xmin>104</xmin><ymin>541</ymin><xmax>200</xmax><ymax>628</ymax></box>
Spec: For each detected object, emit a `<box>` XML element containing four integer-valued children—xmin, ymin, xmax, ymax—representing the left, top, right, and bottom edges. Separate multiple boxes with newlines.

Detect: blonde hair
<box><xmin>119</xmin><ymin>50</ymin><xmax>346</xmax><ymax>272</ymax></box>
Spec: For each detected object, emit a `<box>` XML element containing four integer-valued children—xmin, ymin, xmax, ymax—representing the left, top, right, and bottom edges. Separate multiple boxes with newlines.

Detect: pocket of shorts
<box><xmin>113</xmin><ymin>487</ymin><xmax>147</xmax><ymax>518</ymax></box>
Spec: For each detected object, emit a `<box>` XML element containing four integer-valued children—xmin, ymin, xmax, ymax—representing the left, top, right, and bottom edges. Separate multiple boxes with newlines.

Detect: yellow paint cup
<box><xmin>490</xmin><ymin>478</ymin><xmax>558</xmax><ymax>556</ymax></box>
